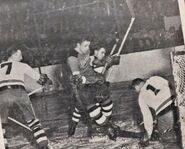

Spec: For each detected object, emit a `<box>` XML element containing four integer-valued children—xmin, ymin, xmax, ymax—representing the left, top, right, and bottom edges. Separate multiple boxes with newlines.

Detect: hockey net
<box><xmin>171</xmin><ymin>51</ymin><xmax>185</xmax><ymax>106</ymax></box>
<box><xmin>171</xmin><ymin>49</ymin><xmax>185</xmax><ymax>148</ymax></box>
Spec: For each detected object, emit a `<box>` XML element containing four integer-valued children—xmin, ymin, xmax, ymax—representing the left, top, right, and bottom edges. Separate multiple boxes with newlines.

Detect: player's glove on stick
<box><xmin>106</xmin><ymin>56</ymin><xmax>120</xmax><ymax>69</ymax></box>
<box><xmin>37</xmin><ymin>74</ymin><xmax>50</xmax><ymax>85</ymax></box>
<box><xmin>71</xmin><ymin>74</ymin><xmax>84</xmax><ymax>86</ymax></box>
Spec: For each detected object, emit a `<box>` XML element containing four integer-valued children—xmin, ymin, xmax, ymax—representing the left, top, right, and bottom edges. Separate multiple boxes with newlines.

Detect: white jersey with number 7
<box><xmin>0</xmin><ymin>60</ymin><xmax>40</xmax><ymax>88</ymax></box>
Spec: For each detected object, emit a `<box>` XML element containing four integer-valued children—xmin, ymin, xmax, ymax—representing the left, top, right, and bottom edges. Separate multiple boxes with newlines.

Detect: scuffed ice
<box><xmin>7</xmin><ymin>120</ymin><xmax>179</xmax><ymax>149</ymax></box>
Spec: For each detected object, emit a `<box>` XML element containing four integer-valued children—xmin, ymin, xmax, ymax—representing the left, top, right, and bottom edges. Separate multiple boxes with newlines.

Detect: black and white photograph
<box><xmin>0</xmin><ymin>0</ymin><xmax>184</xmax><ymax>148</ymax></box>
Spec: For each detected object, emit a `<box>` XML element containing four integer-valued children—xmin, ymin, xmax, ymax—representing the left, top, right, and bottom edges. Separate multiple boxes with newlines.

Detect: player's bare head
<box><xmin>94</xmin><ymin>47</ymin><xmax>106</xmax><ymax>60</ymax></box>
<box><xmin>131</xmin><ymin>78</ymin><xmax>145</xmax><ymax>92</ymax></box>
<box><xmin>74</xmin><ymin>38</ymin><xmax>90</xmax><ymax>55</ymax></box>
<box><xmin>6</xmin><ymin>44</ymin><xmax>23</xmax><ymax>62</ymax></box>
<box><xmin>92</xmin><ymin>43</ymin><xmax>107</xmax><ymax>60</ymax></box>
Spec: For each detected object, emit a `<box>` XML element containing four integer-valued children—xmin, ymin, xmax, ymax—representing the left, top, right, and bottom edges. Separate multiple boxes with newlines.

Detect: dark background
<box><xmin>0</xmin><ymin>0</ymin><xmax>183</xmax><ymax>67</ymax></box>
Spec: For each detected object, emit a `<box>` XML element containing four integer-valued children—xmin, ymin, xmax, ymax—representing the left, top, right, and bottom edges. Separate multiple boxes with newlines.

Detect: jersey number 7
<box><xmin>1</xmin><ymin>62</ymin><xmax>12</xmax><ymax>75</ymax></box>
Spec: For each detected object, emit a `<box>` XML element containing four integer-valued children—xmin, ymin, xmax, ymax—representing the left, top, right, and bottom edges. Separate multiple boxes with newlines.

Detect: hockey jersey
<box><xmin>138</xmin><ymin>76</ymin><xmax>172</xmax><ymax>137</ymax></box>
<box><xmin>0</xmin><ymin>60</ymin><xmax>40</xmax><ymax>88</ymax></box>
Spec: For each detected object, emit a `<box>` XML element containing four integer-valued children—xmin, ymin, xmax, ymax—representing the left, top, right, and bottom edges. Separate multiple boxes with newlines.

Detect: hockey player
<box><xmin>131</xmin><ymin>76</ymin><xmax>177</xmax><ymax>147</ymax></box>
<box><xmin>0</xmin><ymin>45</ymin><xmax>50</xmax><ymax>148</ymax></box>
<box><xmin>67</xmin><ymin>39</ymin><xmax>120</xmax><ymax>141</ymax></box>
<box><xmin>89</xmin><ymin>46</ymin><xmax>120</xmax><ymax>120</ymax></box>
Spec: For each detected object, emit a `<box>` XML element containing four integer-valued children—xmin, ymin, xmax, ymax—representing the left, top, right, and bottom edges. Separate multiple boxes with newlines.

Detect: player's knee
<box><xmin>101</xmin><ymin>99</ymin><xmax>113</xmax><ymax>117</ymax></box>
<box><xmin>87</xmin><ymin>104</ymin><xmax>108</xmax><ymax>126</ymax></box>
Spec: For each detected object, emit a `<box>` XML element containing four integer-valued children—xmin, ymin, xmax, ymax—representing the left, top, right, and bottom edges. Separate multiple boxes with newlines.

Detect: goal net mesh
<box><xmin>171</xmin><ymin>50</ymin><xmax>185</xmax><ymax>148</ymax></box>
<box><xmin>171</xmin><ymin>51</ymin><xmax>185</xmax><ymax>106</ymax></box>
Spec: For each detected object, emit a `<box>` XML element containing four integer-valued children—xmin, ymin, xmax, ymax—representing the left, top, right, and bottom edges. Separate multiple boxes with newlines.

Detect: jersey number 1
<box><xmin>1</xmin><ymin>62</ymin><xmax>12</xmax><ymax>75</ymax></box>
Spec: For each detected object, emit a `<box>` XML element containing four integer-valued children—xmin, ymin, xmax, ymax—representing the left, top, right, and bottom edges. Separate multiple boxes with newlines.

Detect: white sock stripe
<box><xmin>33</xmin><ymin>125</ymin><xmax>42</xmax><ymax>131</ymax></box>
<box><xmin>95</xmin><ymin>115</ymin><xmax>107</xmax><ymax>125</ymax></box>
<box><xmin>28</xmin><ymin>119</ymin><xmax>40</xmax><ymax>127</ymax></box>
<box><xmin>102</xmin><ymin>103</ymin><xmax>113</xmax><ymax>111</ymax></box>
<box><xmin>75</xmin><ymin>108</ymin><xmax>79</xmax><ymax>112</ymax></box>
<box><xmin>34</xmin><ymin>129</ymin><xmax>45</xmax><ymax>137</ymax></box>
<box><xmin>27</xmin><ymin>119</ymin><xmax>33</xmax><ymax>123</ymax></box>
<box><xmin>72</xmin><ymin>117</ymin><xmax>80</xmax><ymax>122</ymax></box>
<box><xmin>28</xmin><ymin>119</ymin><xmax>39</xmax><ymax>124</ymax></box>
<box><xmin>89</xmin><ymin>107</ymin><xmax>101</xmax><ymax>118</ymax></box>
<box><xmin>73</xmin><ymin>112</ymin><xmax>81</xmax><ymax>117</ymax></box>
<box><xmin>102</xmin><ymin>111</ymin><xmax>112</xmax><ymax>117</ymax></box>
<box><xmin>36</xmin><ymin>136</ymin><xmax>48</xmax><ymax>143</ymax></box>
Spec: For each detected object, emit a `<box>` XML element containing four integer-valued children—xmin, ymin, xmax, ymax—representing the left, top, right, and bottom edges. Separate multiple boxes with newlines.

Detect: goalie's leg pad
<box><xmin>87</xmin><ymin>104</ymin><xmax>108</xmax><ymax>126</ymax></box>
<box><xmin>100</xmin><ymin>99</ymin><xmax>113</xmax><ymax>117</ymax></box>
<box><xmin>72</xmin><ymin>108</ymin><xmax>81</xmax><ymax>123</ymax></box>
<box><xmin>27</xmin><ymin>119</ymin><xmax>48</xmax><ymax>147</ymax></box>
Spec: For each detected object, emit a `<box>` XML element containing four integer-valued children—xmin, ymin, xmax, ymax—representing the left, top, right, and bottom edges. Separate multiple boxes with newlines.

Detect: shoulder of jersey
<box><xmin>12</xmin><ymin>61</ymin><xmax>29</xmax><ymax>67</ymax></box>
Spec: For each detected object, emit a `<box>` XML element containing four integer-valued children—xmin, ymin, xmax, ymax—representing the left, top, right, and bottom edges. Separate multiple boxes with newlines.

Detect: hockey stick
<box><xmin>102</xmin><ymin>0</ymin><xmax>135</xmax><ymax>80</ymax></box>
<box><xmin>101</xmin><ymin>0</ymin><xmax>135</xmax><ymax>75</ymax></box>
<box><xmin>8</xmin><ymin>117</ymin><xmax>32</xmax><ymax>131</ymax></box>
<box><xmin>28</xmin><ymin>86</ymin><xmax>44</xmax><ymax>96</ymax></box>
<box><xmin>7</xmin><ymin>117</ymin><xmax>53</xmax><ymax>149</ymax></box>
<box><xmin>110</xmin><ymin>39</ymin><xmax>119</xmax><ymax>56</ymax></box>
<box><xmin>101</xmin><ymin>39</ymin><xmax>119</xmax><ymax>74</ymax></box>
<box><xmin>115</xmin><ymin>0</ymin><xmax>135</xmax><ymax>56</ymax></box>
<box><xmin>103</xmin><ymin>17</ymin><xmax>135</xmax><ymax>80</ymax></box>
<box><xmin>116</xmin><ymin>17</ymin><xmax>135</xmax><ymax>56</ymax></box>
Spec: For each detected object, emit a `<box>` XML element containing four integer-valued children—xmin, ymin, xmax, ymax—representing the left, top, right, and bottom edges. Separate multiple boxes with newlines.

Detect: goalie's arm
<box><xmin>139</xmin><ymin>95</ymin><xmax>153</xmax><ymax>138</ymax></box>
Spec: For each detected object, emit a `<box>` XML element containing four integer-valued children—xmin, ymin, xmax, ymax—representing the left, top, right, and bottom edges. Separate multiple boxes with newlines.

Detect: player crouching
<box><xmin>131</xmin><ymin>76</ymin><xmax>178</xmax><ymax>147</ymax></box>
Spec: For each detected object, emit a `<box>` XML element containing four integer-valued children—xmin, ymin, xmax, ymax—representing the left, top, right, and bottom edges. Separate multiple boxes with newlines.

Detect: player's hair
<box><xmin>91</xmin><ymin>42</ymin><xmax>107</xmax><ymax>55</ymax></box>
<box><xmin>75</xmin><ymin>35</ymin><xmax>91</xmax><ymax>44</ymax></box>
<box><xmin>131</xmin><ymin>78</ymin><xmax>145</xmax><ymax>88</ymax></box>
<box><xmin>69</xmin><ymin>36</ymin><xmax>91</xmax><ymax>57</ymax></box>
<box><xmin>3</xmin><ymin>44</ymin><xmax>23</xmax><ymax>61</ymax></box>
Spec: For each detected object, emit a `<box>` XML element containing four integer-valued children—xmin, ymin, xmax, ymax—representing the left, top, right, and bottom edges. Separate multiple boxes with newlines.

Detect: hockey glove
<box><xmin>71</xmin><ymin>74</ymin><xmax>84</xmax><ymax>86</ymax></box>
<box><xmin>151</xmin><ymin>122</ymin><xmax>161</xmax><ymax>141</ymax></box>
<box><xmin>37</xmin><ymin>74</ymin><xmax>50</xmax><ymax>86</ymax></box>
<box><xmin>106</xmin><ymin>56</ymin><xmax>120</xmax><ymax>69</ymax></box>
<box><xmin>139</xmin><ymin>131</ymin><xmax>150</xmax><ymax>147</ymax></box>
